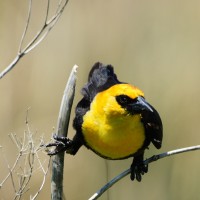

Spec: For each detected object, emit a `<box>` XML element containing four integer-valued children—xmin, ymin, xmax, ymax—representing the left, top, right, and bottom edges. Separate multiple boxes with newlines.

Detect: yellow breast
<box><xmin>81</xmin><ymin>84</ymin><xmax>145</xmax><ymax>159</ymax></box>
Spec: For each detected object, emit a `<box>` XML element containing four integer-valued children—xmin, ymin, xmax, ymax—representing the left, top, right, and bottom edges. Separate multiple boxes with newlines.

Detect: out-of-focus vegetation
<box><xmin>1</xmin><ymin>1</ymin><xmax>200</xmax><ymax>199</ymax></box>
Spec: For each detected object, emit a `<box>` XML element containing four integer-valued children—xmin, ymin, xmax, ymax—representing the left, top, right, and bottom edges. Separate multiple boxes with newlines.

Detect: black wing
<box><xmin>142</xmin><ymin>105</ymin><xmax>163</xmax><ymax>149</ymax></box>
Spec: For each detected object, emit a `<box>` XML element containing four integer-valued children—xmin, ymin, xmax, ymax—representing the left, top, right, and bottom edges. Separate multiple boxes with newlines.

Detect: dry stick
<box><xmin>89</xmin><ymin>145</ymin><xmax>200</xmax><ymax>200</ymax></box>
<box><xmin>0</xmin><ymin>139</ymin><xmax>22</xmax><ymax>188</ymax></box>
<box><xmin>51</xmin><ymin>65</ymin><xmax>78</xmax><ymax>200</ymax></box>
<box><xmin>0</xmin><ymin>0</ymin><xmax>69</xmax><ymax>79</ymax></box>
<box><xmin>31</xmin><ymin>158</ymin><xmax>51</xmax><ymax>200</ymax></box>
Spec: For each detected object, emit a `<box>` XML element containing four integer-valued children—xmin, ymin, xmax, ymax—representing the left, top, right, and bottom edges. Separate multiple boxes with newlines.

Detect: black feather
<box><xmin>81</xmin><ymin>62</ymin><xmax>121</xmax><ymax>102</ymax></box>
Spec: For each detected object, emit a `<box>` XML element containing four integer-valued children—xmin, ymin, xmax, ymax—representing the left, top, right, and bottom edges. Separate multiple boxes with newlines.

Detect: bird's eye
<box><xmin>116</xmin><ymin>95</ymin><xmax>133</xmax><ymax>105</ymax></box>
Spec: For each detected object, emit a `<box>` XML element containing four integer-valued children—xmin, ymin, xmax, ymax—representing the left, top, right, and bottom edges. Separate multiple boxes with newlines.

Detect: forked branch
<box><xmin>0</xmin><ymin>0</ymin><xmax>69</xmax><ymax>79</ymax></box>
<box><xmin>0</xmin><ymin>114</ymin><xmax>51</xmax><ymax>199</ymax></box>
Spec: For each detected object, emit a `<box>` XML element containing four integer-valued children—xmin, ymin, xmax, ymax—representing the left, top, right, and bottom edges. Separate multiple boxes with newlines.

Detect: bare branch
<box><xmin>3</xmin><ymin>152</ymin><xmax>17</xmax><ymax>193</ymax></box>
<box><xmin>0</xmin><ymin>148</ymin><xmax>21</xmax><ymax>188</ymax></box>
<box><xmin>0</xmin><ymin>55</ymin><xmax>22</xmax><ymax>79</ymax></box>
<box><xmin>30</xmin><ymin>158</ymin><xmax>51</xmax><ymax>200</ymax></box>
<box><xmin>0</xmin><ymin>0</ymin><xmax>69</xmax><ymax>79</ymax></box>
<box><xmin>89</xmin><ymin>145</ymin><xmax>200</xmax><ymax>200</ymax></box>
<box><xmin>0</xmin><ymin>112</ymin><xmax>51</xmax><ymax>199</ymax></box>
<box><xmin>51</xmin><ymin>65</ymin><xmax>78</xmax><ymax>200</ymax></box>
<box><xmin>21</xmin><ymin>0</ymin><xmax>69</xmax><ymax>55</ymax></box>
<box><xmin>44</xmin><ymin>0</ymin><xmax>51</xmax><ymax>24</ymax></box>
<box><xmin>19</xmin><ymin>0</ymin><xmax>32</xmax><ymax>53</ymax></box>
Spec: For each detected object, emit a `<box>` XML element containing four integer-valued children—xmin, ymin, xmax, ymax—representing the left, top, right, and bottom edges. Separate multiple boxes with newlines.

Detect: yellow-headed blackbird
<box><xmin>48</xmin><ymin>62</ymin><xmax>163</xmax><ymax>181</ymax></box>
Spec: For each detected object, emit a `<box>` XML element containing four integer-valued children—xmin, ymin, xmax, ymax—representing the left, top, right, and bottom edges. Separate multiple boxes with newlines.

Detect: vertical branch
<box><xmin>51</xmin><ymin>65</ymin><xmax>78</xmax><ymax>200</ymax></box>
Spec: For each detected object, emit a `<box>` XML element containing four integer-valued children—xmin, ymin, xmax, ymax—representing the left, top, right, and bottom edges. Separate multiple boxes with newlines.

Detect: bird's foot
<box><xmin>45</xmin><ymin>134</ymin><xmax>74</xmax><ymax>156</ymax></box>
<box><xmin>130</xmin><ymin>159</ymin><xmax>148</xmax><ymax>182</ymax></box>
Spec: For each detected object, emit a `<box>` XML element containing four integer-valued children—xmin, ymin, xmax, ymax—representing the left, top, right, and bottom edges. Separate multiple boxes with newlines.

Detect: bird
<box><xmin>47</xmin><ymin>62</ymin><xmax>163</xmax><ymax>181</ymax></box>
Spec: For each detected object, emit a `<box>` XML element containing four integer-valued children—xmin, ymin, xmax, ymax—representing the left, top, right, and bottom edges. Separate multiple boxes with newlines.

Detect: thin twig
<box><xmin>21</xmin><ymin>0</ymin><xmax>69</xmax><ymax>55</ymax></box>
<box><xmin>0</xmin><ymin>0</ymin><xmax>69</xmax><ymax>79</ymax></box>
<box><xmin>44</xmin><ymin>0</ymin><xmax>50</xmax><ymax>24</ymax></box>
<box><xmin>14</xmin><ymin>131</ymin><xmax>35</xmax><ymax>199</ymax></box>
<box><xmin>0</xmin><ymin>111</ymin><xmax>50</xmax><ymax>199</ymax></box>
<box><xmin>3</xmin><ymin>153</ymin><xmax>17</xmax><ymax>193</ymax></box>
<box><xmin>51</xmin><ymin>65</ymin><xmax>78</xmax><ymax>200</ymax></box>
<box><xmin>0</xmin><ymin>148</ymin><xmax>21</xmax><ymax>188</ymax></box>
<box><xmin>19</xmin><ymin>0</ymin><xmax>32</xmax><ymax>53</ymax></box>
<box><xmin>0</xmin><ymin>55</ymin><xmax>22</xmax><ymax>79</ymax></box>
<box><xmin>89</xmin><ymin>145</ymin><xmax>200</xmax><ymax>200</ymax></box>
<box><xmin>9</xmin><ymin>133</ymin><xmax>22</xmax><ymax>150</ymax></box>
<box><xmin>30</xmin><ymin>157</ymin><xmax>51</xmax><ymax>200</ymax></box>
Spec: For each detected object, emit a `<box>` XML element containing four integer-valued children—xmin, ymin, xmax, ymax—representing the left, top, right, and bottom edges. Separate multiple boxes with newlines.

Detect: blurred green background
<box><xmin>1</xmin><ymin>0</ymin><xmax>200</xmax><ymax>199</ymax></box>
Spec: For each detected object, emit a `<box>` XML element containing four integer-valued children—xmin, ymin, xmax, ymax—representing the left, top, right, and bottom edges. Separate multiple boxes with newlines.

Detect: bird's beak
<box><xmin>131</xmin><ymin>96</ymin><xmax>154</xmax><ymax>113</ymax></box>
